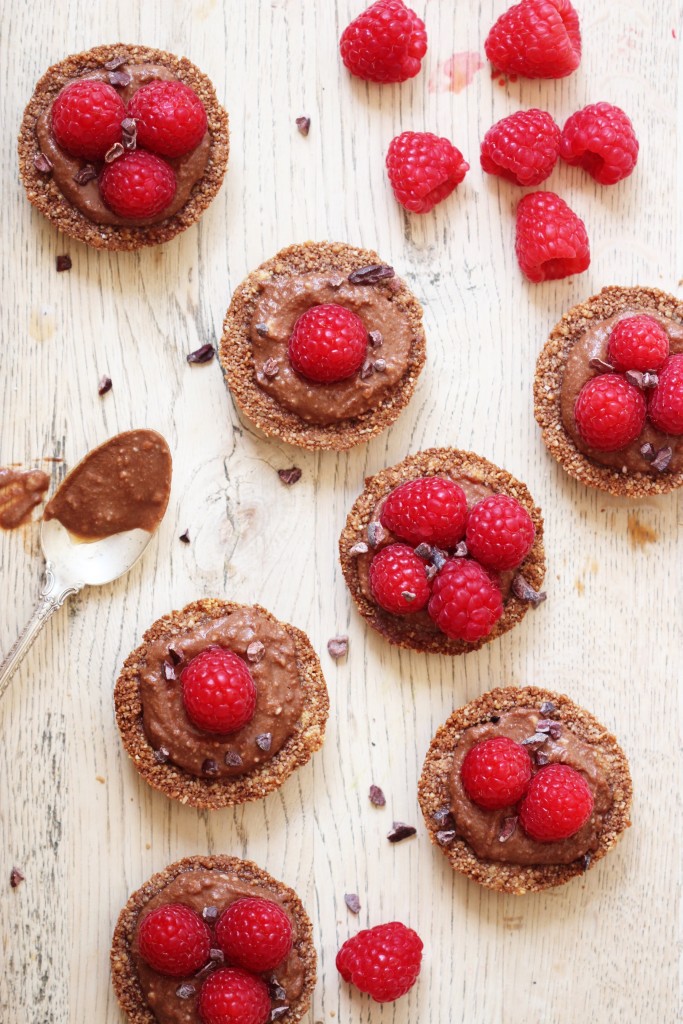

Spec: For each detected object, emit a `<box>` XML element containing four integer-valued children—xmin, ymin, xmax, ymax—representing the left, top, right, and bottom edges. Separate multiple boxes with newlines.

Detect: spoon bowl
<box><xmin>41</xmin><ymin>518</ymin><xmax>156</xmax><ymax>589</ymax></box>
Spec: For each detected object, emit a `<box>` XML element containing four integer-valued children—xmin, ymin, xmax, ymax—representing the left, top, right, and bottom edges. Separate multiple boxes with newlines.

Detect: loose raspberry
<box><xmin>51</xmin><ymin>79</ymin><xmax>125</xmax><ymax>161</ymax></box>
<box><xmin>560</xmin><ymin>103</ymin><xmax>639</xmax><ymax>185</ymax></box>
<box><xmin>519</xmin><ymin>763</ymin><xmax>593</xmax><ymax>842</ymax></box>
<box><xmin>127</xmin><ymin>80</ymin><xmax>207</xmax><ymax>158</ymax></box>
<box><xmin>574</xmin><ymin>374</ymin><xmax>646</xmax><ymax>451</ymax></box>
<box><xmin>465</xmin><ymin>495</ymin><xmax>535</xmax><ymax>572</ymax></box>
<box><xmin>386</xmin><ymin>132</ymin><xmax>469</xmax><ymax>214</ymax></box>
<box><xmin>480</xmin><ymin>109</ymin><xmax>561</xmax><ymax>187</ymax></box>
<box><xmin>215</xmin><ymin>898</ymin><xmax>292</xmax><ymax>973</ymax></box>
<box><xmin>649</xmin><ymin>354</ymin><xmax>683</xmax><ymax>435</ymax></box>
<box><xmin>336</xmin><ymin>922</ymin><xmax>423</xmax><ymax>1003</ymax></box>
<box><xmin>288</xmin><ymin>304</ymin><xmax>368</xmax><ymax>383</ymax></box>
<box><xmin>485</xmin><ymin>0</ymin><xmax>581</xmax><ymax>79</ymax></box>
<box><xmin>181</xmin><ymin>647</ymin><xmax>256</xmax><ymax>735</ymax></box>
<box><xmin>461</xmin><ymin>737</ymin><xmax>532</xmax><ymax>810</ymax></box>
<box><xmin>428</xmin><ymin>560</ymin><xmax>503</xmax><ymax>643</ymax></box>
<box><xmin>606</xmin><ymin>315</ymin><xmax>669</xmax><ymax>375</ymax></box>
<box><xmin>138</xmin><ymin>903</ymin><xmax>211</xmax><ymax>977</ymax></box>
<box><xmin>515</xmin><ymin>191</ymin><xmax>590</xmax><ymax>283</ymax></box>
<box><xmin>198</xmin><ymin>967</ymin><xmax>271</xmax><ymax>1024</ymax></box>
<box><xmin>340</xmin><ymin>0</ymin><xmax>427</xmax><ymax>84</ymax></box>
<box><xmin>369</xmin><ymin>544</ymin><xmax>430</xmax><ymax>616</ymax></box>
<box><xmin>380</xmin><ymin>477</ymin><xmax>468</xmax><ymax>548</ymax></box>
<box><xmin>99</xmin><ymin>151</ymin><xmax>176</xmax><ymax>220</ymax></box>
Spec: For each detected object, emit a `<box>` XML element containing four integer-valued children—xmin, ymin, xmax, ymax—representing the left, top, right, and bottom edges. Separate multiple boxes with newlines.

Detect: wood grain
<box><xmin>1</xmin><ymin>1</ymin><xmax>681</xmax><ymax>1022</ymax></box>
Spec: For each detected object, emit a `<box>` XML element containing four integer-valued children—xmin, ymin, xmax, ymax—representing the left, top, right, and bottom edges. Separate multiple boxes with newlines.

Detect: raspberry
<box><xmin>127</xmin><ymin>80</ymin><xmax>207</xmax><ymax>158</ymax></box>
<box><xmin>340</xmin><ymin>0</ymin><xmax>427</xmax><ymax>84</ymax></box>
<box><xmin>288</xmin><ymin>304</ymin><xmax>368</xmax><ymax>383</ymax></box>
<box><xmin>369</xmin><ymin>544</ymin><xmax>430</xmax><ymax>615</ymax></box>
<box><xmin>198</xmin><ymin>967</ymin><xmax>271</xmax><ymax>1024</ymax></box>
<box><xmin>137</xmin><ymin>903</ymin><xmax>211</xmax><ymax>977</ymax></box>
<box><xmin>386</xmin><ymin>132</ymin><xmax>469</xmax><ymax>214</ymax></box>
<box><xmin>99</xmin><ymin>151</ymin><xmax>176</xmax><ymax>220</ymax></box>
<box><xmin>51</xmin><ymin>79</ymin><xmax>125</xmax><ymax>161</ymax></box>
<box><xmin>215</xmin><ymin>898</ymin><xmax>292</xmax><ymax>973</ymax></box>
<box><xmin>574</xmin><ymin>374</ymin><xmax>646</xmax><ymax>451</ymax></box>
<box><xmin>336</xmin><ymin>922</ymin><xmax>423</xmax><ymax>1003</ymax></box>
<box><xmin>380</xmin><ymin>477</ymin><xmax>468</xmax><ymax>548</ymax></box>
<box><xmin>515</xmin><ymin>191</ymin><xmax>590</xmax><ymax>283</ymax></box>
<box><xmin>181</xmin><ymin>647</ymin><xmax>256</xmax><ymax>735</ymax></box>
<box><xmin>428</xmin><ymin>560</ymin><xmax>503</xmax><ymax>643</ymax></box>
<box><xmin>560</xmin><ymin>102</ymin><xmax>639</xmax><ymax>185</ymax></box>
<box><xmin>519</xmin><ymin>763</ymin><xmax>594</xmax><ymax>842</ymax></box>
<box><xmin>465</xmin><ymin>495</ymin><xmax>535</xmax><ymax>572</ymax></box>
<box><xmin>461</xmin><ymin>737</ymin><xmax>532</xmax><ymax>810</ymax></box>
<box><xmin>649</xmin><ymin>354</ymin><xmax>683</xmax><ymax>435</ymax></box>
<box><xmin>607</xmin><ymin>315</ymin><xmax>669</xmax><ymax>373</ymax></box>
<box><xmin>480</xmin><ymin>109</ymin><xmax>561</xmax><ymax>187</ymax></box>
<box><xmin>485</xmin><ymin>0</ymin><xmax>581</xmax><ymax>79</ymax></box>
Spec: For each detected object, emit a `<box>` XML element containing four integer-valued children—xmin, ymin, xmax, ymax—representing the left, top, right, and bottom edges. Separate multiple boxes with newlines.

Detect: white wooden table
<box><xmin>1</xmin><ymin>2</ymin><xmax>681</xmax><ymax>1022</ymax></box>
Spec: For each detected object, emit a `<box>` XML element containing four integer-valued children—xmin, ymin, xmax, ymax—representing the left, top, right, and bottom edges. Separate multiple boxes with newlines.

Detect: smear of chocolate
<box><xmin>327</xmin><ymin>636</ymin><xmax>348</xmax><ymax>660</ymax></box>
<box><xmin>295</xmin><ymin>116</ymin><xmax>311</xmax><ymax>136</ymax></box>
<box><xmin>98</xmin><ymin>375</ymin><xmax>113</xmax><ymax>396</ymax></box>
<box><xmin>344</xmin><ymin>892</ymin><xmax>361</xmax><ymax>914</ymax></box>
<box><xmin>278</xmin><ymin>467</ymin><xmax>302</xmax><ymax>485</ymax></box>
<box><xmin>10</xmin><ymin>867</ymin><xmax>24</xmax><ymax>888</ymax></box>
<box><xmin>369</xmin><ymin>784</ymin><xmax>386</xmax><ymax>807</ymax></box>
<box><xmin>56</xmin><ymin>255</ymin><xmax>72</xmax><ymax>272</ymax></box>
<box><xmin>348</xmin><ymin>264</ymin><xmax>395</xmax><ymax>286</ymax></box>
<box><xmin>0</xmin><ymin>468</ymin><xmax>50</xmax><ymax>529</ymax></box>
<box><xmin>388</xmin><ymin>822</ymin><xmax>416</xmax><ymax>843</ymax></box>
<box><xmin>187</xmin><ymin>343</ymin><xmax>215</xmax><ymax>364</ymax></box>
<box><xmin>512</xmin><ymin>574</ymin><xmax>547</xmax><ymax>607</ymax></box>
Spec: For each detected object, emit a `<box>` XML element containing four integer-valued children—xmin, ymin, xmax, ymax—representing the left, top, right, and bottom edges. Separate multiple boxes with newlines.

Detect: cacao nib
<box><xmin>387</xmin><ymin>822</ymin><xmax>416</xmax><ymax>843</ymax></box>
<box><xmin>367</xmin><ymin>521</ymin><xmax>386</xmax><ymax>547</ymax></box>
<box><xmin>121</xmin><ymin>117</ymin><xmax>137</xmax><ymax>150</ymax></box>
<box><xmin>98</xmin><ymin>375</ymin><xmax>113</xmax><ymax>396</ymax></box>
<box><xmin>539</xmin><ymin>701</ymin><xmax>556</xmax><ymax>716</ymax></box>
<box><xmin>104</xmin><ymin>142</ymin><xmax>124</xmax><ymax>163</ymax></box>
<box><xmin>255</xmin><ymin>322</ymin><xmax>270</xmax><ymax>337</ymax></box>
<box><xmin>588</xmin><ymin>357</ymin><xmax>615</xmax><ymax>373</ymax></box>
<box><xmin>246</xmin><ymin>640</ymin><xmax>266</xmax><ymax>663</ymax></box>
<box><xmin>414</xmin><ymin>543</ymin><xmax>433</xmax><ymax>560</ymax></box>
<box><xmin>34</xmin><ymin>152</ymin><xmax>53</xmax><ymax>174</ymax></box>
<box><xmin>73</xmin><ymin>164</ymin><xmax>97</xmax><ymax>185</ymax></box>
<box><xmin>202</xmin><ymin>758</ymin><xmax>219</xmax><ymax>776</ymax></box>
<box><xmin>348</xmin><ymin>541</ymin><xmax>369</xmax><ymax>555</ymax></box>
<box><xmin>432</xmin><ymin>807</ymin><xmax>455</xmax><ymax>828</ymax></box>
<box><xmin>652</xmin><ymin>446</ymin><xmax>673</xmax><ymax>472</ymax></box>
<box><xmin>162</xmin><ymin>659</ymin><xmax>176</xmax><ymax>681</ymax></box>
<box><xmin>582</xmin><ymin>852</ymin><xmax>592</xmax><ymax>871</ymax></box>
<box><xmin>625</xmin><ymin>370</ymin><xmax>658</xmax><ymax>389</ymax></box>
<box><xmin>179</xmin><ymin>530</ymin><xmax>191</xmax><ymax>543</ymax></box>
<box><xmin>168</xmin><ymin>646</ymin><xmax>182</xmax><ymax>665</ymax></box>
<box><xmin>263</xmin><ymin>358</ymin><xmax>279</xmax><ymax>378</ymax></box>
<box><xmin>512</xmin><ymin>574</ymin><xmax>547</xmax><ymax>607</ymax></box>
<box><xmin>369</xmin><ymin>330</ymin><xmax>383</xmax><ymax>348</ymax></box>
<box><xmin>498</xmin><ymin>817</ymin><xmax>518</xmax><ymax>843</ymax></box>
<box><xmin>431</xmin><ymin>548</ymin><xmax>448</xmax><ymax>570</ymax></box>
<box><xmin>369</xmin><ymin>784</ymin><xmax>386</xmax><ymax>807</ymax></box>
<box><xmin>9</xmin><ymin>867</ymin><xmax>24</xmax><ymax>888</ymax></box>
<box><xmin>522</xmin><ymin>732</ymin><xmax>548</xmax><ymax>747</ymax></box>
<box><xmin>344</xmin><ymin>892</ymin><xmax>361</xmax><ymax>914</ymax></box>
<box><xmin>187</xmin><ymin>343</ymin><xmax>215</xmax><ymax>364</ymax></box>
<box><xmin>108</xmin><ymin>69</ymin><xmax>132</xmax><ymax>88</ymax></box>
<box><xmin>278</xmin><ymin>467</ymin><xmax>302</xmax><ymax>485</ymax></box>
<box><xmin>359</xmin><ymin>359</ymin><xmax>374</xmax><ymax>380</ymax></box>
<box><xmin>535</xmin><ymin>752</ymin><xmax>550</xmax><ymax>766</ymax></box>
<box><xmin>453</xmin><ymin>541</ymin><xmax>468</xmax><ymax>557</ymax></box>
<box><xmin>327</xmin><ymin>636</ymin><xmax>348</xmax><ymax>660</ymax></box>
<box><xmin>210</xmin><ymin>948</ymin><xmax>225</xmax><ymax>963</ymax></box>
<box><xmin>176</xmin><ymin>983</ymin><xmax>196</xmax><ymax>999</ymax></box>
<box><xmin>348</xmin><ymin>264</ymin><xmax>395</xmax><ymax>285</ymax></box>
<box><xmin>153</xmin><ymin>746</ymin><xmax>170</xmax><ymax>764</ymax></box>
<box><xmin>256</xmin><ymin>733</ymin><xmax>272</xmax><ymax>751</ymax></box>
<box><xmin>640</xmin><ymin>442</ymin><xmax>657</xmax><ymax>462</ymax></box>
<box><xmin>269</xmin><ymin>979</ymin><xmax>287</xmax><ymax>1002</ymax></box>
<box><xmin>401</xmin><ymin>590</ymin><xmax>416</xmax><ymax>601</ymax></box>
<box><xmin>104</xmin><ymin>55</ymin><xmax>128</xmax><ymax>70</ymax></box>
<box><xmin>56</xmin><ymin>255</ymin><xmax>72</xmax><ymax>272</ymax></box>
<box><xmin>295</xmin><ymin>116</ymin><xmax>311</xmax><ymax>136</ymax></box>
<box><xmin>224</xmin><ymin>752</ymin><xmax>243</xmax><ymax>768</ymax></box>
<box><xmin>437</xmin><ymin>829</ymin><xmax>456</xmax><ymax>846</ymax></box>
<box><xmin>202</xmin><ymin>906</ymin><xmax>219</xmax><ymax>923</ymax></box>
<box><xmin>271</xmin><ymin>1009</ymin><xmax>289</xmax><ymax>1022</ymax></box>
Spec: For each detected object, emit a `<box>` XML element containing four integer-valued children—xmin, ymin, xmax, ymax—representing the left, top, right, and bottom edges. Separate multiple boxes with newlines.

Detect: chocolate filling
<box><xmin>0</xmin><ymin>468</ymin><xmax>50</xmax><ymax>529</ymax></box>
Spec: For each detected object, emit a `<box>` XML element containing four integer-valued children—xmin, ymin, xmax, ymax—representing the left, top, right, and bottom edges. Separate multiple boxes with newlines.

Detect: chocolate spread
<box><xmin>132</xmin><ymin>868</ymin><xmax>305</xmax><ymax>1024</ymax></box>
<box><xmin>36</xmin><ymin>63</ymin><xmax>210</xmax><ymax>227</ymax></box>
<box><xmin>251</xmin><ymin>271</ymin><xmax>414</xmax><ymax>424</ymax></box>
<box><xmin>43</xmin><ymin>429</ymin><xmax>171</xmax><ymax>540</ymax></box>
<box><xmin>140</xmin><ymin>608</ymin><xmax>303</xmax><ymax>778</ymax></box>
<box><xmin>0</xmin><ymin>468</ymin><xmax>50</xmax><ymax>529</ymax></box>
<box><xmin>449</xmin><ymin>707</ymin><xmax>612</xmax><ymax>865</ymax></box>
<box><xmin>560</xmin><ymin>309</ymin><xmax>683</xmax><ymax>473</ymax></box>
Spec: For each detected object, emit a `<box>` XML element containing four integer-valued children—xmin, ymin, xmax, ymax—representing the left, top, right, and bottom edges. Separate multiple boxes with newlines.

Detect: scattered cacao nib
<box><xmin>425</xmin><ymin>564</ymin><xmax>438</xmax><ymax>581</ymax></box>
<box><xmin>369</xmin><ymin>784</ymin><xmax>386</xmax><ymax>807</ymax></box>
<box><xmin>640</xmin><ymin>442</ymin><xmax>656</xmax><ymax>462</ymax></box>
<box><xmin>162</xmin><ymin>659</ymin><xmax>177</xmax><ymax>681</ymax></box>
<box><xmin>539</xmin><ymin>700</ymin><xmax>556</xmax><ymax>716</ymax></box>
<box><xmin>373</xmin><ymin>358</ymin><xmax>387</xmax><ymax>372</ymax></box>
<box><xmin>187</xmin><ymin>343</ymin><xmax>215</xmax><ymax>365</ymax></box>
<box><xmin>432</xmin><ymin>807</ymin><xmax>455</xmax><ymax>828</ymax></box>
<box><xmin>168</xmin><ymin>646</ymin><xmax>182</xmax><ymax>665</ymax></box>
<box><xmin>195</xmin><ymin>960</ymin><xmax>218</xmax><ymax>981</ymax></box>
<box><xmin>255</xmin><ymin>322</ymin><xmax>270</xmax><ymax>337</ymax></box>
<box><xmin>437</xmin><ymin>829</ymin><xmax>457</xmax><ymax>846</ymax></box>
<box><xmin>588</xmin><ymin>357</ymin><xmax>615</xmax><ymax>373</ymax></box>
<box><xmin>349</xmin><ymin>541</ymin><xmax>369</xmax><ymax>556</ymax></box>
<box><xmin>295</xmin><ymin>116</ymin><xmax>311</xmax><ymax>136</ymax></box>
<box><xmin>210</xmin><ymin>948</ymin><xmax>225</xmax><ymax>964</ymax></box>
<box><xmin>104</xmin><ymin>142</ymin><xmax>124</xmax><ymax>163</ymax></box>
<box><xmin>431</xmin><ymin>548</ymin><xmax>448</xmax><ymax>571</ymax></box>
<box><xmin>512</xmin><ymin>574</ymin><xmax>547</xmax><ymax>607</ymax></box>
<box><xmin>535</xmin><ymin>752</ymin><xmax>550</xmax><ymax>766</ymax></box>
<box><xmin>263</xmin><ymin>358</ymin><xmax>279</xmax><ymax>378</ymax></box>
<box><xmin>179</xmin><ymin>530</ymin><xmax>191</xmax><ymax>543</ymax></box>
<box><xmin>73</xmin><ymin>164</ymin><xmax>97</xmax><ymax>185</ymax></box>
<box><xmin>535</xmin><ymin>719</ymin><xmax>553</xmax><ymax>733</ymax></box>
<box><xmin>246</xmin><ymin>640</ymin><xmax>266</xmax><ymax>663</ymax></box>
<box><xmin>153</xmin><ymin>746</ymin><xmax>170</xmax><ymax>764</ymax></box>
<box><xmin>176</xmin><ymin>983</ymin><xmax>196</xmax><ymax>1000</ymax></box>
<box><xmin>9</xmin><ymin>867</ymin><xmax>24</xmax><ymax>889</ymax></box>
<box><xmin>651</xmin><ymin>446</ymin><xmax>673</xmax><ymax>472</ymax></box>
<box><xmin>368</xmin><ymin>330</ymin><xmax>383</xmax><ymax>348</ymax></box>
<box><xmin>344</xmin><ymin>892</ymin><xmax>361</xmax><ymax>914</ymax></box>
<box><xmin>401</xmin><ymin>590</ymin><xmax>416</xmax><ymax>601</ymax></box>
<box><xmin>489</xmin><ymin>715</ymin><xmax>500</xmax><ymax>724</ymax></box>
<box><xmin>269</xmin><ymin>979</ymin><xmax>287</xmax><ymax>1002</ymax></box>
<box><xmin>387</xmin><ymin>822</ymin><xmax>416</xmax><ymax>843</ymax></box>
<box><xmin>414</xmin><ymin>543</ymin><xmax>433</xmax><ymax>560</ymax></box>
<box><xmin>581</xmin><ymin>852</ymin><xmax>592</xmax><ymax>871</ymax></box>
<box><xmin>278</xmin><ymin>467</ymin><xmax>302</xmax><ymax>485</ymax></box>
<box><xmin>56</xmin><ymin>255</ymin><xmax>72</xmax><ymax>273</ymax></box>
<box><xmin>327</xmin><ymin>635</ymin><xmax>349</xmax><ymax>660</ymax></box>
<box><xmin>625</xmin><ymin>370</ymin><xmax>658</xmax><ymax>389</ymax></box>
<box><xmin>256</xmin><ymin>733</ymin><xmax>272</xmax><ymax>752</ymax></box>
<box><xmin>103</xmin><ymin>55</ymin><xmax>128</xmax><ymax>70</ymax></box>
<box><xmin>271</xmin><ymin>1009</ymin><xmax>289</xmax><ymax>1022</ymax></box>
<box><xmin>202</xmin><ymin>906</ymin><xmax>219</xmax><ymax>923</ymax></box>
<box><xmin>359</xmin><ymin>359</ymin><xmax>374</xmax><ymax>381</ymax></box>
<box><xmin>34</xmin><ymin>152</ymin><xmax>53</xmax><ymax>174</ymax></box>
<box><xmin>121</xmin><ymin>117</ymin><xmax>137</xmax><ymax>150</ymax></box>
<box><xmin>348</xmin><ymin>264</ymin><xmax>395</xmax><ymax>286</ymax></box>
<box><xmin>98</xmin><ymin>375</ymin><xmax>113</xmax><ymax>396</ymax></box>
<box><xmin>224</xmin><ymin>752</ymin><xmax>243</xmax><ymax>768</ymax></box>
<box><xmin>548</xmin><ymin>723</ymin><xmax>562</xmax><ymax>740</ymax></box>
<box><xmin>522</xmin><ymin>732</ymin><xmax>548</xmax><ymax>747</ymax></box>
<box><xmin>202</xmin><ymin>758</ymin><xmax>219</xmax><ymax>776</ymax></box>
<box><xmin>109</xmin><ymin>69</ymin><xmax>132</xmax><ymax>88</ymax></box>
<box><xmin>453</xmin><ymin>541</ymin><xmax>468</xmax><ymax>558</ymax></box>
<box><xmin>367</xmin><ymin>520</ymin><xmax>386</xmax><ymax>547</ymax></box>
<box><xmin>498</xmin><ymin>817</ymin><xmax>518</xmax><ymax>843</ymax></box>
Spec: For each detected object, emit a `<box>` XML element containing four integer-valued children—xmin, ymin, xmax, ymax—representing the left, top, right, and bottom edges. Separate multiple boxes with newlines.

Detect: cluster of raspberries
<box><xmin>340</xmin><ymin>0</ymin><xmax>639</xmax><ymax>283</ymax></box>
<box><xmin>366</xmin><ymin>476</ymin><xmax>536</xmax><ymax>643</ymax></box>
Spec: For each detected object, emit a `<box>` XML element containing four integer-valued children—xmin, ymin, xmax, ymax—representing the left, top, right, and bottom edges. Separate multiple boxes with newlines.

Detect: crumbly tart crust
<box><xmin>338</xmin><ymin>448</ymin><xmax>546</xmax><ymax>655</ymax></box>
<box><xmin>219</xmin><ymin>241</ymin><xmax>427</xmax><ymax>450</ymax></box>
<box><xmin>534</xmin><ymin>285</ymin><xmax>683</xmax><ymax>496</ymax></box>
<box><xmin>18</xmin><ymin>44</ymin><xmax>229</xmax><ymax>250</ymax></box>
<box><xmin>111</xmin><ymin>855</ymin><xmax>317</xmax><ymax>1024</ymax></box>
<box><xmin>114</xmin><ymin>599</ymin><xmax>329</xmax><ymax>808</ymax></box>
<box><xmin>418</xmin><ymin>686</ymin><xmax>633</xmax><ymax>894</ymax></box>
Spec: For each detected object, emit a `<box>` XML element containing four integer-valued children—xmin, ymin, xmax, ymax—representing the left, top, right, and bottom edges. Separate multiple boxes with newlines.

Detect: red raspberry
<box><xmin>369</xmin><ymin>544</ymin><xmax>430</xmax><ymax>615</ymax></box>
<box><xmin>465</xmin><ymin>495</ymin><xmax>535</xmax><ymax>572</ymax></box>
<box><xmin>461</xmin><ymin>737</ymin><xmax>532</xmax><ymax>810</ymax></box>
<box><xmin>519</xmin><ymin>763</ymin><xmax>593</xmax><ymax>842</ymax></box>
<box><xmin>138</xmin><ymin>903</ymin><xmax>211</xmax><ymax>977</ymax></box>
<box><xmin>198</xmin><ymin>967</ymin><xmax>271</xmax><ymax>1024</ymax></box>
<box><xmin>480</xmin><ymin>109</ymin><xmax>561</xmax><ymax>187</ymax></box>
<box><xmin>380</xmin><ymin>477</ymin><xmax>468</xmax><ymax>548</ymax></box>
<box><xmin>485</xmin><ymin>0</ymin><xmax>581</xmax><ymax>79</ymax></box>
<box><xmin>386</xmin><ymin>132</ymin><xmax>469</xmax><ymax>214</ymax></box>
<box><xmin>340</xmin><ymin>0</ymin><xmax>427</xmax><ymax>84</ymax></box>
<box><xmin>649</xmin><ymin>354</ymin><xmax>683</xmax><ymax>435</ymax></box>
<box><xmin>574</xmin><ymin>374</ymin><xmax>646</xmax><ymax>451</ymax></box>
<box><xmin>51</xmin><ymin>79</ymin><xmax>125</xmax><ymax>161</ymax></box>
<box><xmin>560</xmin><ymin>103</ymin><xmax>639</xmax><ymax>185</ymax></box>
<box><xmin>515</xmin><ymin>191</ymin><xmax>590</xmax><ymax>283</ymax></box>
<box><xmin>181</xmin><ymin>647</ymin><xmax>256</xmax><ymax>735</ymax></box>
<box><xmin>288</xmin><ymin>304</ymin><xmax>368</xmax><ymax>383</ymax></box>
<box><xmin>99</xmin><ymin>151</ymin><xmax>176</xmax><ymax>220</ymax></box>
<box><xmin>336</xmin><ymin>922</ymin><xmax>423</xmax><ymax>1003</ymax></box>
<box><xmin>215</xmin><ymin>898</ymin><xmax>292</xmax><ymax>973</ymax></box>
<box><xmin>607</xmin><ymin>315</ymin><xmax>669</xmax><ymax>374</ymax></box>
<box><xmin>428</xmin><ymin>560</ymin><xmax>503</xmax><ymax>643</ymax></box>
<box><xmin>127</xmin><ymin>81</ymin><xmax>207</xmax><ymax>158</ymax></box>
